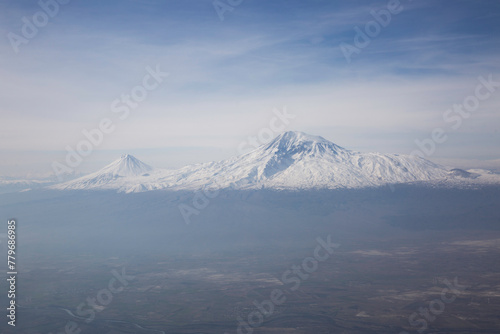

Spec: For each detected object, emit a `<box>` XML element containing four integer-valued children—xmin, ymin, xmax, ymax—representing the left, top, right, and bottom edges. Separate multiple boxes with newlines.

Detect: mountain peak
<box><xmin>100</xmin><ymin>154</ymin><xmax>153</xmax><ymax>177</ymax></box>
<box><xmin>263</xmin><ymin>131</ymin><xmax>348</xmax><ymax>156</ymax></box>
<box><xmin>278</xmin><ymin>131</ymin><xmax>328</xmax><ymax>143</ymax></box>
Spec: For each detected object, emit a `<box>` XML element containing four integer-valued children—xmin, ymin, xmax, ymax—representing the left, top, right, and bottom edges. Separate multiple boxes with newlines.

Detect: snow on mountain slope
<box><xmin>51</xmin><ymin>154</ymin><xmax>154</xmax><ymax>191</ymax></box>
<box><xmin>151</xmin><ymin>131</ymin><xmax>451</xmax><ymax>190</ymax></box>
<box><xmin>50</xmin><ymin>131</ymin><xmax>500</xmax><ymax>193</ymax></box>
<box><xmin>97</xmin><ymin>154</ymin><xmax>153</xmax><ymax>177</ymax></box>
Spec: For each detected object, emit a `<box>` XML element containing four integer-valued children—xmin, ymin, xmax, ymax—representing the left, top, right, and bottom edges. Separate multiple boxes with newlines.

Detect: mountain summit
<box><xmin>51</xmin><ymin>131</ymin><xmax>500</xmax><ymax>193</ymax></box>
<box><xmin>98</xmin><ymin>154</ymin><xmax>153</xmax><ymax>177</ymax></box>
<box><xmin>52</xmin><ymin>154</ymin><xmax>153</xmax><ymax>191</ymax></box>
<box><xmin>262</xmin><ymin>131</ymin><xmax>348</xmax><ymax>157</ymax></box>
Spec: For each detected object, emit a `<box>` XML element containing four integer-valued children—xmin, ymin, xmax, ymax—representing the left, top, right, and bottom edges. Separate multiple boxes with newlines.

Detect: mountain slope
<box><xmin>51</xmin><ymin>154</ymin><xmax>153</xmax><ymax>191</ymax></box>
<box><xmin>50</xmin><ymin>131</ymin><xmax>500</xmax><ymax>193</ymax></box>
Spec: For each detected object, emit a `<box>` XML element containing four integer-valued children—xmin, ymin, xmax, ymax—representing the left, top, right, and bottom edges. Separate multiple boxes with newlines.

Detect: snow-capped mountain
<box><xmin>97</xmin><ymin>154</ymin><xmax>153</xmax><ymax>177</ymax></box>
<box><xmin>52</xmin><ymin>154</ymin><xmax>153</xmax><ymax>191</ymax></box>
<box><xmin>50</xmin><ymin>131</ymin><xmax>500</xmax><ymax>193</ymax></box>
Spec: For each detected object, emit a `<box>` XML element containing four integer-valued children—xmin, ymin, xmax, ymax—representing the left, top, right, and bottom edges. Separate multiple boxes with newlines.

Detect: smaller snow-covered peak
<box><xmin>99</xmin><ymin>154</ymin><xmax>153</xmax><ymax>177</ymax></box>
<box><xmin>49</xmin><ymin>154</ymin><xmax>155</xmax><ymax>191</ymax></box>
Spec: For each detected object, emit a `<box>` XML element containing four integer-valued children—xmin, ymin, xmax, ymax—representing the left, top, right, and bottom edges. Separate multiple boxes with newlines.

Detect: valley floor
<box><xmin>3</xmin><ymin>229</ymin><xmax>500</xmax><ymax>334</ymax></box>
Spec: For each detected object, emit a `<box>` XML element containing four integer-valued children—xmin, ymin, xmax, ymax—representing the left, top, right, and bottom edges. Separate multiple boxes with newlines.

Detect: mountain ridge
<box><xmin>49</xmin><ymin>131</ymin><xmax>500</xmax><ymax>193</ymax></box>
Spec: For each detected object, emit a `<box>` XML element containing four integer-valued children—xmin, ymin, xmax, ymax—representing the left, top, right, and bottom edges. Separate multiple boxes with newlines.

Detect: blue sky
<box><xmin>1</xmin><ymin>0</ymin><xmax>499</xmax><ymax>177</ymax></box>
